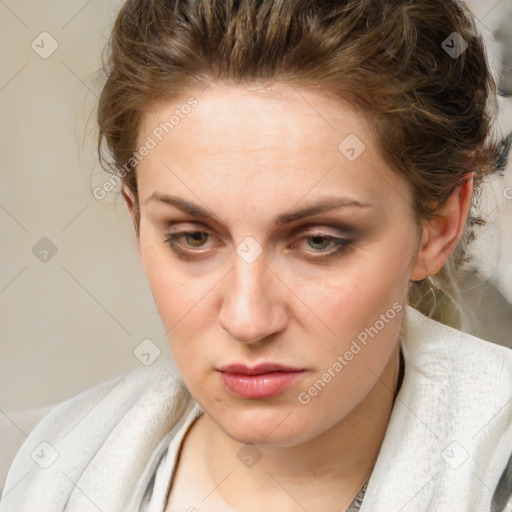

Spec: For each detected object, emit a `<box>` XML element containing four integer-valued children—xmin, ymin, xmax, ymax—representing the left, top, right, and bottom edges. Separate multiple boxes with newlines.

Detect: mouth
<box><xmin>216</xmin><ymin>363</ymin><xmax>306</xmax><ymax>399</ymax></box>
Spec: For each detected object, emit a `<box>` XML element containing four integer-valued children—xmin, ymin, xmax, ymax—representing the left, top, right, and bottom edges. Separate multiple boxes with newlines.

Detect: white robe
<box><xmin>1</xmin><ymin>305</ymin><xmax>511</xmax><ymax>511</ymax></box>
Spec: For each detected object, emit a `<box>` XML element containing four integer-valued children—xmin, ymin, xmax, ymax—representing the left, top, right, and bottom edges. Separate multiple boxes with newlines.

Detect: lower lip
<box><xmin>219</xmin><ymin>371</ymin><xmax>305</xmax><ymax>399</ymax></box>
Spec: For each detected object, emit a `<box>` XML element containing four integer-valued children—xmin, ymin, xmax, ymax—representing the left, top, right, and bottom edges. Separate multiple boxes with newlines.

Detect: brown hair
<box><xmin>97</xmin><ymin>0</ymin><xmax>500</xmax><ymax>325</ymax></box>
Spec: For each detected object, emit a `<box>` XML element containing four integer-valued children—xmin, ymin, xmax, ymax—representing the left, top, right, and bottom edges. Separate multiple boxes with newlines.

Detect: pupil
<box><xmin>187</xmin><ymin>232</ymin><xmax>206</xmax><ymax>247</ymax></box>
<box><xmin>310</xmin><ymin>235</ymin><xmax>329</xmax><ymax>250</ymax></box>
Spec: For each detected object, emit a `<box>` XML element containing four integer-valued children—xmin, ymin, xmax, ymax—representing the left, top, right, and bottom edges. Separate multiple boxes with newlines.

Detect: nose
<box><xmin>218</xmin><ymin>251</ymin><xmax>288</xmax><ymax>345</ymax></box>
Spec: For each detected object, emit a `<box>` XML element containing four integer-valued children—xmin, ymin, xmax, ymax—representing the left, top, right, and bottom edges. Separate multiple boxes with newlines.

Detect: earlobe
<box><xmin>410</xmin><ymin>174</ymin><xmax>473</xmax><ymax>281</ymax></box>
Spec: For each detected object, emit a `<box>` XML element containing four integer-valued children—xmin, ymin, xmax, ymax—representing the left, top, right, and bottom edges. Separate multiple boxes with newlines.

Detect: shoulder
<box><xmin>17</xmin><ymin>357</ymin><xmax>190</xmax><ymax>444</ymax></box>
<box><xmin>403</xmin><ymin>304</ymin><xmax>512</xmax><ymax>379</ymax></box>
<box><xmin>363</xmin><ymin>306</ymin><xmax>512</xmax><ymax>509</ymax></box>
<box><xmin>0</xmin><ymin>358</ymin><xmax>193</xmax><ymax>510</ymax></box>
<box><xmin>401</xmin><ymin>305</ymin><xmax>512</xmax><ymax>508</ymax></box>
<box><xmin>401</xmin><ymin>304</ymin><xmax>512</xmax><ymax>424</ymax></box>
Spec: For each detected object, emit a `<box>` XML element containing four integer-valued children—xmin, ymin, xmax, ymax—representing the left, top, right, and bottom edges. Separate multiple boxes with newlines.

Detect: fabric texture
<box><xmin>1</xmin><ymin>305</ymin><xmax>511</xmax><ymax>512</ymax></box>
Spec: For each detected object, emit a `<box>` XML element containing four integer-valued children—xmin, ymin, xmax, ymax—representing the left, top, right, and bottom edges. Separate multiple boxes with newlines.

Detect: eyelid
<box><xmin>295</xmin><ymin>224</ymin><xmax>356</xmax><ymax>236</ymax></box>
<box><xmin>163</xmin><ymin>222</ymin><xmax>356</xmax><ymax>242</ymax></box>
<box><xmin>162</xmin><ymin>226</ymin><xmax>356</xmax><ymax>263</ymax></box>
<box><xmin>163</xmin><ymin>216</ymin><xmax>358</xmax><ymax>232</ymax></box>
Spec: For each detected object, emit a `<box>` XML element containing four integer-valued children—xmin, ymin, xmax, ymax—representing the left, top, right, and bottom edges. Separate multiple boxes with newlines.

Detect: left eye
<box><xmin>301</xmin><ymin>233</ymin><xmax>347</xmax><ymax>252</ymax></box>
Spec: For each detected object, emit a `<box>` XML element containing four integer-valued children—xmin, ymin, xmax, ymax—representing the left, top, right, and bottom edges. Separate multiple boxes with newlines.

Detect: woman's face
<box><xmin>131</xmin><ymin>82</ymin><xmax>421</xmax><ymax>446</ymax></box>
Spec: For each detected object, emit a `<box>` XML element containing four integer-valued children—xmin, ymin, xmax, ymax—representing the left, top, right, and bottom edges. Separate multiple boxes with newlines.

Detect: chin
<box><xmin>210</xmin><ymin>402</ymin><xmax>312</xmax><ymax>446</ymax></box>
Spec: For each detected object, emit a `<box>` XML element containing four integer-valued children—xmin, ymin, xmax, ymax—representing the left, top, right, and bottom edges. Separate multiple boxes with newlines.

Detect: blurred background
<box><xmin>1</xmin><ymin>0</ymin><xmax>511</xmax><ymax>494</ymax></box>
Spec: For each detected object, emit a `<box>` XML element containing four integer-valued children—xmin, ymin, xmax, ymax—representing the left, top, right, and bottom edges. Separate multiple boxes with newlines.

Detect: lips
<box><xmin>217</xmin><ymin>363</ymin><xmax>304</xmax><ymax>375</ymax></box>
<box><xmin>217</xmin><ymin>363</ymin><xmax>306</xmax><ymax>399</ymax></box>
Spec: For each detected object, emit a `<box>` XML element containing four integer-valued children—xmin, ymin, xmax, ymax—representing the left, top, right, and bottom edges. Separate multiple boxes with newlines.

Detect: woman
<box><xmin>1</xmin><ymin>0</ymin><xmax>511</xmax><ymax>511</ymax></box>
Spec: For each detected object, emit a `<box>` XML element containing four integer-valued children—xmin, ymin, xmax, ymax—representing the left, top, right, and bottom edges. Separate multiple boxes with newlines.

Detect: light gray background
<box><xmin>1</xmin><ymin>0</ymin><xmax>511</xmax><ymax>493</ymax></box>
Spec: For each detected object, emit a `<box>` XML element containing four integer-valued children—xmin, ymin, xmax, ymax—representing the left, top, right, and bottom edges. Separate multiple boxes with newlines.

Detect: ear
<box><xmin>410</xmin><ymin>173</ymin><xmax>473</xmax><ymax>281</ymax></box>
<box><xmin>121</xmin><ymin>185</ymin><xmax>141</xmax><ymax>256</ymax></box>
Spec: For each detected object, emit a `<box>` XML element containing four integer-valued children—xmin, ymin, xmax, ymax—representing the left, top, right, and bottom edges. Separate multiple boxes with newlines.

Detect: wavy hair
<box><xmin>97</xmin><ymin>0</ymin><xmax>501</xmax><ymax>326</ymax></box>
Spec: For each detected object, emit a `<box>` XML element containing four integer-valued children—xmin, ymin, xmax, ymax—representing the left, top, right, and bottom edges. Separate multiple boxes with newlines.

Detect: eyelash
<box><xmin>162</xmin><ymin>229</ymin><xmax>353</xmax><ymax>261</ymax></box>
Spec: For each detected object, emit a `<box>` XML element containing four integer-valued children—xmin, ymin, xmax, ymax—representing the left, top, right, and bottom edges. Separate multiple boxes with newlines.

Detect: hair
<box><xmin>97</xmin><ymin>0</ymin><xmax>501</xmax><ymax>326</ymax></box>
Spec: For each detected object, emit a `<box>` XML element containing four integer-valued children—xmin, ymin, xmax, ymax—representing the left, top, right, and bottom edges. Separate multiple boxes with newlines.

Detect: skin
<box><xmin>123</xmin><ymin>81</ymin><xmax>472</xmax><ymax>511</ymax></box>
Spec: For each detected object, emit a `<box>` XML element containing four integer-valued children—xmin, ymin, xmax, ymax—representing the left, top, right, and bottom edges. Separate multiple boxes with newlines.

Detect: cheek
<box><xmin>138</xmin><ymin>229</ymin><xmax>196</xmax><ymax>322</ymax></box>
<box><xmin>300</xmin><ymin>249</ymin><xmax>411</xmax><ymax>339</ymax></box>
<box><xmin>138</xmin><ymin>234</ymin><xmax>220</xmax><ymax>373</ymax></box>
<box><xmin>291</xmin><ymin>245</ymin><xmax>411</xmax><ymax>405</ymax></box>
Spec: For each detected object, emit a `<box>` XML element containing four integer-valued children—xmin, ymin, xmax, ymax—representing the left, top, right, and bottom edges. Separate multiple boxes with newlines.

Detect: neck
<box><xmin>199</xmin><ymin>342</ymin><xmax>402</xmax><ymax>512</ymax></box>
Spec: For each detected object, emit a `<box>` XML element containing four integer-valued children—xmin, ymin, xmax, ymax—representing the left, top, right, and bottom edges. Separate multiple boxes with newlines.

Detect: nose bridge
<box><xmin>219</xmin><ymin>246</ymin><xmax>284</xmax><ymax>343</ymax></box>
<box><xmin>235</xmin><ymin>249</ymin><xmax>269</xmax><ymax>301</ymax></box>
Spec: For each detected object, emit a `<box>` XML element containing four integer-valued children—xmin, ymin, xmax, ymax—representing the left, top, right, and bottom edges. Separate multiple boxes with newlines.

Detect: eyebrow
<box><xmin>145</xmin><ymin>192</ymin><xmax>372</xmax><ymax>224</ymax></box>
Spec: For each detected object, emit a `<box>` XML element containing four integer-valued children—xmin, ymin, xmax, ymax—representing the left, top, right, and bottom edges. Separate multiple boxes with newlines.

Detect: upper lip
<box><xmin>217</xmin><ymin>363</ymin><xmax>305</xmax><ymax>375</ymax></box>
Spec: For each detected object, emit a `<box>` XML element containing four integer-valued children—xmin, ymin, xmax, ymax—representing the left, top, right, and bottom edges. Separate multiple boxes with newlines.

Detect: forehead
<box><xmin>135</xmin><ymin>82</ymin><xmax>412</xmax><ymax>218</ymax></box>
<box><xmin>138</xmin><ymin>81</ymin><xmax>371</xmax><ymax>159</ymax></box>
